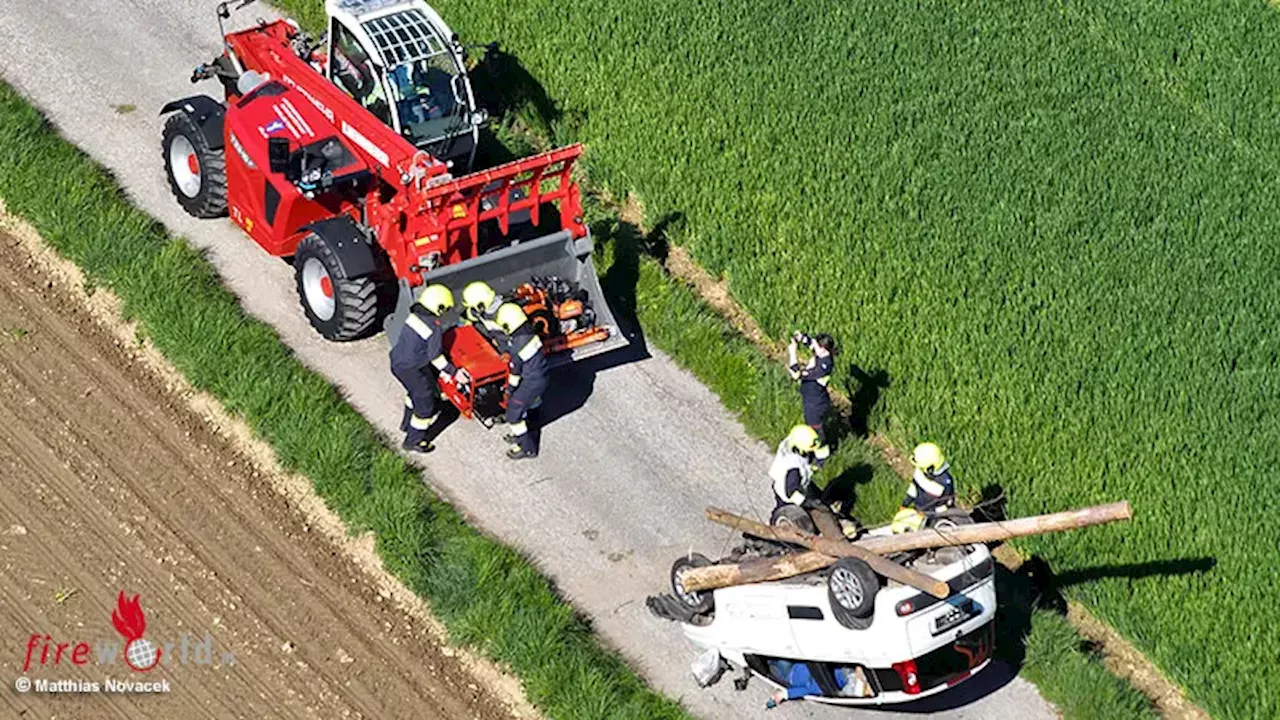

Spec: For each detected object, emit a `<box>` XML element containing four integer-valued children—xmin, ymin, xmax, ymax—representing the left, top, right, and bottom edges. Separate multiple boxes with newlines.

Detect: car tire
<box><xmin>769</xmin><ymin>504</ymin><xmax>818</xmax><ymax>536</ymax></box>
<box><xmin>827</xmin><ymin>557</ymin><xmax>879</xmax><ymax>630</ymax></box>
<box><xmin>161</xmin><ymin>111</ymin><xmax>228</xmax><ymax>219</ymax></box>
<box><xmin>293</xmin><ymin>233</ymin><xmax>379</xmax><ymax>341</ymax></box>
<box><xmin>927</xmin><ymin>511</ymin><xmax>976</xmax><ymax>531</ymax></box>
<box><xmin>670</xmin><ymin>552</ymin><xmax>715</xmax><ymax>616</ymax></box>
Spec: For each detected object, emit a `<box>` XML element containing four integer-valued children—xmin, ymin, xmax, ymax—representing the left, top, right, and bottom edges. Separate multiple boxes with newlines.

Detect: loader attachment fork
<box><xmin>385</xmin><ymin>229</ymin><xmax>626</xmax><ymax>365</ymax></box>
<box><xmin>385</xmin><ymin>146</ymin><xmax>625</xmax><ymax>366</ymax></box>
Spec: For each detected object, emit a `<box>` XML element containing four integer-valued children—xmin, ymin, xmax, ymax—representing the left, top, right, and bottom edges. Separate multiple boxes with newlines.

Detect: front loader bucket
<box><xmin>384</xmin><ymin>230</ymin><xmax>627</xmax><ymax>367</ymax></box>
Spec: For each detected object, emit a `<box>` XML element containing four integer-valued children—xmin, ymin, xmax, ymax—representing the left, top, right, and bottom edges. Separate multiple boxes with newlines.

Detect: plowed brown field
<box><xmin>0</xmin><ymin>227</ymin><xmax>522</xmax><ymax>720</ymax></box>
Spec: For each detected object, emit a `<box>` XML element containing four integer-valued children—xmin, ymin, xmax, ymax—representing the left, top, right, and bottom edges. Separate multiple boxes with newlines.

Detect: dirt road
<box><xmin>0</xmin><ymin>228</ymin><xmax>522</xmax><ymax>719</ymax></box>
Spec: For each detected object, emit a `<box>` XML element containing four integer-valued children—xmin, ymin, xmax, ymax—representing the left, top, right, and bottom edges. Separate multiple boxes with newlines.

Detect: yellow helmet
<box><xmin>911</xmin><ymin>442</ymin><xmax>945</xmax><ymax>474</ymax></box>
<box><xmin>495</xmin><ymin>302</ymin><xmax>528</xmax><ymax>333</ymax></box>
<box><xmin>891</xmin><ymin>507</ymin><xmax>926</xmax><ymax>534</ymax></box>
<box><xmin>784</xmin><ymin>425</ymin><xmax>821</xmax><ymax>455</ymax></box>
<box><xmin>415</xmin><ymin>284</ymin><xmax>454</xmax><ymax>315</ymax></box>
<box><xmin>461</xmin><ymin>281</ymin><xmax>496</xmax><ymax>312</ymax></box>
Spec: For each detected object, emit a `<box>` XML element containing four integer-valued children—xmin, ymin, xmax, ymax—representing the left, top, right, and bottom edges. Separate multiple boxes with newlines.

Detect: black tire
<box><xmin>769</xmin><ymin>504</ymin><xmax>818</xmax><ymax>536</ymax></box>
<box><xmin>827</xmin><ymin>557</ymin><xmax>879</xmax><ymax>629</ymax></box>
<box><xmin>926</xmin><ymin>511</ymin><xmax>976</xmax><ymax>531</ymax></box>
<box><xmin>293</xmin><ymin>233</ymin><xmax>379</xmax><ymax>341</ymax></box>
<box><xmin>161</xmin><ymin>111</ymin><xmax>227</xmax><ymax>219</ymax></box>
<box><xmin>670</xmin><ymin>553</ymin><xmax>715</xmax><ymax>616</ymax></box>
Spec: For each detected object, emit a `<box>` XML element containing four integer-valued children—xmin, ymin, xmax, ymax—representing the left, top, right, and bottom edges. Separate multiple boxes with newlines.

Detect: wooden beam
<box><xmin>852</xmin><ymin>502</ymin><xmax>1133</xmax><ymax>555</ymax></box>
<box><xmin>679</xmin><ymin>551</ymin><xmax>834</xmax><ymax>593</ymax></box>
<box><xmin>680</xmin><ymin>501</ymin><xmax>1133</xmax><ymax>593</ymax></box>
<box><xmin>704</xmin><ymin>507</ymin><xmax>949</xmax><ymax>598</ymax></box>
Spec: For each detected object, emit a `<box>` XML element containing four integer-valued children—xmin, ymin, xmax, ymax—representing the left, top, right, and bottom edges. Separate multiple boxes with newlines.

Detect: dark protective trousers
<box><xmin>803</xmin><ymin>394</ymin><xmax>831</xmax><ymax>443</ymax></box>
<box><xmin>505</xmin><ymin>377</ymin><xmax>548</xmax><ymax>453</ymax></box>
<box><xmin>391</xmin><ymin>363</ymin><xmax>440</xmax><ymax>443</ymax></box>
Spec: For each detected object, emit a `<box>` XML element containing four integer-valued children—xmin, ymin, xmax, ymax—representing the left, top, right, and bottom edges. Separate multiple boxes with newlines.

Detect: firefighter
<box><xmin>461</xmin><ymin>281</ymin><xmax>506</xmax><ymax>346</ymax></box>
<box><xmin>769</xmin><ymin>425</ymin><xmax>830</xmax><ymax>508</ymax></box>
<box><xmin>390</xmin><ymin>284</ymin><xmax>467</xmax><ymax>453</ymax></box>
<box><xmin>893</xmin><ymin>442</ymin><xmax>957</xmax><ymax>533</ymax></box>
<box><xmin>788</xmin><ymin>331</ymin><xmax>837</xmax><ymax>452</ymax></box>
<box><xmin>496</xmin><ymin>302</ymin><xmax>548</xmax><ymax>460</ymax></box>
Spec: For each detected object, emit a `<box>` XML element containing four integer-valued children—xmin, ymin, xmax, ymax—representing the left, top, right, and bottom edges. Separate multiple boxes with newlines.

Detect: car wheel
<box><xmin>827</xmin><ymin>557</ymin><xmax>879</xmax><ymax>629</ymax></box>
<box><xmin>769</xmin><ymin>504</ymin><xmax>818</xmax><ymax>536</ymax></box>
<box><xmin>670</xmin><ymin>553</ymin><xmax>715</xmax><ymax>616</ymax></box>
<box><xmin>927</xmin><ymin>511</ymin><xmax>976</xmax><ymax>531</ymax></box>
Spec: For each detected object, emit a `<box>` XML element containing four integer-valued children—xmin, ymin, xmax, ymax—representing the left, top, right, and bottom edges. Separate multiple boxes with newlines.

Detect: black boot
<box><xmin>403</xmin><ymin>437</ymin><xmax>436</xmax><ymax>453</ymax></box>
<box><xmin>402</xmin><ymin>427</ymin><xmax>435</xmax><ymax>454</ymax></box>
<box><xmin>400</xmin><ymin>405</ymin><xmax>413</xmax><ymax>432</ymax></box>
<box><xmin>506</xmin><ymin>444</ymin><xmax>538</xmax><ymax>460</ymax></box>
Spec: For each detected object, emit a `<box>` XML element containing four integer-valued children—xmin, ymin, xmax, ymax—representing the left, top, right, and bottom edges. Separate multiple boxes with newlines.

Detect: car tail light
<box><xmin>892</xmin><ymin>660</ymin><xmax>921</xmax><ymax>695</ymax></box>
<box><xmin>896</xmin><ymin>600</ymin><xmax>915</xmax><ymax>616</ymax></box>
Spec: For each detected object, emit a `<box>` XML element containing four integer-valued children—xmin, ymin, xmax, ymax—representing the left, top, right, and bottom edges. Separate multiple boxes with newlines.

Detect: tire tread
<box><xmin>161</xmin><ymin>112</ymin><xmax>228</xmax><ymax>219</ymax></box>
<box><xmin>294</xmin><ymin>233</ymin><xmax>379</xmax><ymax>341</ymax></box>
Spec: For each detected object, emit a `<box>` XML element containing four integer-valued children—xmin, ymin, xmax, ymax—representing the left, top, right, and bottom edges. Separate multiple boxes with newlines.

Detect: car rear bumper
<box><xmin>804</xmin><ymin>658</ymin><xmax>992</xmax><ymax>706</ymax></box>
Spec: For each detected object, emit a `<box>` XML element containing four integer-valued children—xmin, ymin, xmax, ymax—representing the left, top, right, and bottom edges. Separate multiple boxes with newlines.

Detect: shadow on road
<box><xmin>531</xmin><ymin>205</ymin><xmax>688</xmax><ymax>428</ymax></box>
<box><xmin>536</xmin><ymin>337</ymin><xmax>653</xmax><ymax>429</ymax></box>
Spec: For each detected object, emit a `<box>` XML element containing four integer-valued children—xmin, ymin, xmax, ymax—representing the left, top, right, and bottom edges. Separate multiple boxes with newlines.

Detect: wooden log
<box><xmin>852</xmin><ymin>501</ymin><xmax>1133</xmax><ymax>555</ymax></box>
<box><xmin>680</xmin><ymin>501</ymin><xmax>1132</xmax><ymax>593</ymax></box>
<box><xmin>680</xmin><ymin>551</ymin><xmax>834</xmax><ymax>593</ymax></box>
<box><xmin>704</xmin><ymin>508</ymin><xmax>949</xmax><ymax>599</ymax></box>
<box><xmin>806</xmin><ymin>506</ymin><xmax>847</xmax><ymax>541</ymax></box>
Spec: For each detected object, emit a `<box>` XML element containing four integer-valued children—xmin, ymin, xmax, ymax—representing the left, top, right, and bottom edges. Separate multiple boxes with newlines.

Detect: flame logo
<box><xmin>112</xmin><ymin>592</ymin><xmax>161</xmax><ymax>672</ymax></box>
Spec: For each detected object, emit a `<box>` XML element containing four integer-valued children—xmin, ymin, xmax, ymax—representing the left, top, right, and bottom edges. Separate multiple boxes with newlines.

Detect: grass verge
<box><xmin>0</xmin><ymin>82</ymin><xmax>688</xmax><ymax>720</ymax></box>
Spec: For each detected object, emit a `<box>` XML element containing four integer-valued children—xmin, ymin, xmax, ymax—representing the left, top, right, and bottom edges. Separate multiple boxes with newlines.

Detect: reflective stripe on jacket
<box><xmin>392</xmin><ymin>305</ymin><xmax>456</xmax><ymax>375</ymax></box>
<box><xmin>769</xmin><ymin>441</ymin><xmax>813</xmax><ymax>504</ymax></box>
<box><xmin>506</xmin><ymin>326</ymin><xmax>547</xmax><ymax>388</ymax></box>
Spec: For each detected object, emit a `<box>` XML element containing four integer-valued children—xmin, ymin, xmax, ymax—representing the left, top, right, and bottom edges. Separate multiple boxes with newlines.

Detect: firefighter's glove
<box><xmin>454</xmin><ymin>368</ymin><xmax>471</xmax><ymax>386</ymax></box>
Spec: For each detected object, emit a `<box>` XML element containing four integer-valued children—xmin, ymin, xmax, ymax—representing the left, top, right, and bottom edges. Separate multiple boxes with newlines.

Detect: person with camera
<box><xmin>788</xmin><ymin>330</ymin><xmax>837</xmax><ymax>453</ymax></box>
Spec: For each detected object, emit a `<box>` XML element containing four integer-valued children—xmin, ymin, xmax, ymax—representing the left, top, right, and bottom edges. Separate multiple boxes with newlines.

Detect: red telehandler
<box><xmin>160</xmin><ymin>0</ymin><xmax>625</xmax><ymax>425</ymax></box>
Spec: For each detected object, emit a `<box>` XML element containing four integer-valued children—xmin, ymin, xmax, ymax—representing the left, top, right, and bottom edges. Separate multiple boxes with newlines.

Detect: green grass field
<box><xmin>310</xmin><ymin>0</ymin><xmax>1270</xmax><ymax>716</ymax></box>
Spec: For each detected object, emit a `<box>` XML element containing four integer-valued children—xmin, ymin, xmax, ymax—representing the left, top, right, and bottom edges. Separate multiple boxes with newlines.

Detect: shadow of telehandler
<box><xmin>534</xmin><ymin>211</ymin><xmax>683</xmax><ymax>429</ymax></box>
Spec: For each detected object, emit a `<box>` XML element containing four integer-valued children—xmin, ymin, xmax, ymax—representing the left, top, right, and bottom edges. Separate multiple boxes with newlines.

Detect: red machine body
<box><xmin>162</xmin><ymin>5</ymin><xmax>623</xmax><ymax>425</ymax></box>
<box><xmin>440</xmin><ymin>325</ymin><xmax>510</xmax><ymax>420</ymax></box>
<box><xmin>220</xmin><ymin>20</ymin><xmax>587</xmax><ymax>278</ymax></box>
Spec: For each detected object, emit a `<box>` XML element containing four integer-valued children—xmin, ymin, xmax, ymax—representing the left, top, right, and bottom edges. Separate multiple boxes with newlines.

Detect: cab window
<box><xmin>329</xmin><ymin>21</ymin><xmax>391</xmax><ymax>126</ymax></box>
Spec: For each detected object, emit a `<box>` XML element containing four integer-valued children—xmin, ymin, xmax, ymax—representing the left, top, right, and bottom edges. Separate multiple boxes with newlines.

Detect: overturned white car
<box><xmin>652</xmin><ymin>511</ymin><xmax>996</xmax><ymax>705</ymax></box>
